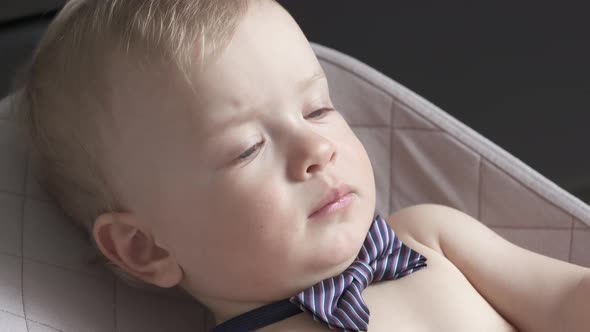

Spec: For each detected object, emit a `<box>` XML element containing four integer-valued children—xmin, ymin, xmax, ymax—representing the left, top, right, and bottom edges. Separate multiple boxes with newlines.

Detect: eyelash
<box><xmin>237</xmin><ymin>141</ymin><xmax>264</xmax><ymax>161</ymax></box>
<box><xmin>306</xmin><ymin>107</ymin><xmax>334</xmax><ymax>119</ymax></box>
<box><xmin>235</xmin><ymin>108</ymin><xmax>335</xmax><ymax>163</ymax></box>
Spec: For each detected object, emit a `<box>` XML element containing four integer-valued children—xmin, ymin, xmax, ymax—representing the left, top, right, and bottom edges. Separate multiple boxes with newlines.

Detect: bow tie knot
<box><xmin>347</xmin><ymin>261</ymin><xmax>374</xmax><ymax>288</ymax></box>
<box><xmin>290</xmin><ymin>215</ymin><xmax>428</xmax><ymax>331</ymax></box>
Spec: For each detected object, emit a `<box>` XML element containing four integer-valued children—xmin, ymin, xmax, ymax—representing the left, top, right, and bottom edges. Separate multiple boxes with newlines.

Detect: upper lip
<box><xmin>309</xmin><ymin>184</ymin><xmax>353</xmax><ymax>217</ymax></box>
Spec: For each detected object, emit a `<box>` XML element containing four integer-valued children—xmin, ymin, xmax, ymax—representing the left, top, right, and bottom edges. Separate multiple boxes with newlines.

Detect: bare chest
<box><xmin>361</xmin><ymin>247</ymin><xmax>517</xmax><ymax>332</ymax></box>
<box><xmin>263</xmin><ymin>248</ymin><xmax>517</xmax><ymax>332</ymax></box>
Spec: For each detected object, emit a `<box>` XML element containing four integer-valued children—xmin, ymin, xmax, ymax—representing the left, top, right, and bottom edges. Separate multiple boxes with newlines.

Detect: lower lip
<box><xmin>309</xmin><ymin>192</ymin><xmax>355</xmax><ymax>219</ymax></box>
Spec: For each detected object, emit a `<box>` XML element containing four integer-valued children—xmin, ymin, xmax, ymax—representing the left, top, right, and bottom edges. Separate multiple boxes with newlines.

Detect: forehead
<box><xmin>105</xmin><ymin>1</ymin><xmax>324</xmax><ymax>145</ymax></box>
<box><xmin>187</xmin><ymin>1</ymin><xmax>324</xmax><ymax>125</ymax></box>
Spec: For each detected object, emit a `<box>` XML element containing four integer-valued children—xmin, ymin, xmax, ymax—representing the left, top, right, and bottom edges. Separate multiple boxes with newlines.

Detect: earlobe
<box><xmin>93</xmin><ymin>212</ymin><xmax>183</xmax><ymax>288</ymax></box>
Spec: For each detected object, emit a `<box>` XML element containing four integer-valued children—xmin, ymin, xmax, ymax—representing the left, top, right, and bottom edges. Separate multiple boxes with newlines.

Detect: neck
<box><xmin>181</xmin><ymin>254</ymin><xmax>360</xmax><ymax>326</ymax></box>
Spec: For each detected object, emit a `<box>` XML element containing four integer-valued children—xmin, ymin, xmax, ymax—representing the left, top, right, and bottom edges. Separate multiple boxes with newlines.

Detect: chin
<box><xmin>335</xmin><ymin>209</ymin><xmax>374</xmax><ymax>262</ymax></box>
<box><xmin>296</xmin><ymin>208</ymin><xmax>373</xmax><ymax>290</ymax></box>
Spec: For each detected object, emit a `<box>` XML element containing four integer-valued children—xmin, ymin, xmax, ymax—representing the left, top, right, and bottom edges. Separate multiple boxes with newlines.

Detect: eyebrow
<box><xmin>298</xmin><ymin>71</ymin><xmax>327</xmax><ymax>92</ymax></box>
<box><xmin>213</xmin><ymin>71</ymin><xmax>327</xmax><ymax>132</ymax></box>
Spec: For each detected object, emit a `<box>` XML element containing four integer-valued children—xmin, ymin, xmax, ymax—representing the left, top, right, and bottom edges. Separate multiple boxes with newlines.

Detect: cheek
<box><xmin>173</xmin><ymin>172</ymin><xmax>300</xmax><ymax>275</ymax></box>
<box><xmin>338</xmin><ymin>125</ymin><xmax>377</xmax><ymax>202</ymax></box>
<box><xmin>204</xmin><ymin>172</ymin><xmax>298</xmax><ymax>249</ymax></box>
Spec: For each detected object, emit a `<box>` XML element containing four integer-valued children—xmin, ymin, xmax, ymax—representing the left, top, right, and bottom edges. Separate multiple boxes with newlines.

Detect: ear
<box><xmin>92</xmin><ymin>212</ymin><xmax>183</xmax><ymax>288</ymax></box>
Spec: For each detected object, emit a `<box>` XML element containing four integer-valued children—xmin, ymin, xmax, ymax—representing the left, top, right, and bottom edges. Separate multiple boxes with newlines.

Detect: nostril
<box><xmin>329</xmin><ymin>151</ymin><xmax>337</xmax><ymax>163</ymax></box>
<box><xmin>306</xmin><ymin>150</ymin><xmax>336</xmax><ymax>174</ymax></box>
<box><xmin>306</xmin><ymin>164</ymin><xmax>321</xmax><ymax>174</ymax></box>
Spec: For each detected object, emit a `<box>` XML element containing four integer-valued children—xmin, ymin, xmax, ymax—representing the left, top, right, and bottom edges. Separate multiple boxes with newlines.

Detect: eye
<box><xmin>306</xmin><ymin>107</ymin><xmax>334</xmax><ymax>119</ymax></box>
<box><xmin>237</xmin><ymin>141</ymin><xmax>264</xmax><ymax>162</ymax></box>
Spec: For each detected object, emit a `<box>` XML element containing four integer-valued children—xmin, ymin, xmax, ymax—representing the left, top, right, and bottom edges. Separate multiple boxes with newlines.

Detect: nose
<box><xmin>288</xmin><ymin>130</ymin><xmax>337</xmax><ymax>181</ymax></box>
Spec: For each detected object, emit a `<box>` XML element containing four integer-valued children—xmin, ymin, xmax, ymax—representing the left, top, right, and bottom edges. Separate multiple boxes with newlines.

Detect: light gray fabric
<box><xmin>0</xmin><ymin>43</ymin><xmax>588</xmax><ymax>331</ymax></box>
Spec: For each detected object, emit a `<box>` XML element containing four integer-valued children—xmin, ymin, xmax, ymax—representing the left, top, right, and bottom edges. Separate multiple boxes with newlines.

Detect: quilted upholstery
<box><xmin>0</xmin><ymin>43</ymin><xmax>589</xmax><ymax>332</ymax></box>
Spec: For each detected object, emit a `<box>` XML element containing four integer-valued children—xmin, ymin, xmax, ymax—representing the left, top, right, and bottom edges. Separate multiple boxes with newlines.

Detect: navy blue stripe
<box><xmin>209</xmin><ymin>299</ymin><xmax>301</xmax><ymax>332</ymax></box>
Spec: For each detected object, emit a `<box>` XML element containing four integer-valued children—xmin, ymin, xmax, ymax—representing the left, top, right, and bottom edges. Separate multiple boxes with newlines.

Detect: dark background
<box><xmin>278</xmin><ymin>0</ymin><xmax>590</xmax><ymax>203</ymax></box>
<box><xmin>1</xmin><ymin>0</ymin><xmax>589</xmax><ymax>202</ymax></box>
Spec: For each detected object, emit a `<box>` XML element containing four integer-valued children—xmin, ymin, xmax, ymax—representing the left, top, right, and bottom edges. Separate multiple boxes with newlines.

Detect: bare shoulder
<box><xmin>386</xmin><ymin>205</ymin><xmax>590</xmax><ymax>332</ymax></box>
<box><xmin>385</xmin><ymin>204</ymin><xmax>476</xmax><ymax>254</ymax></box>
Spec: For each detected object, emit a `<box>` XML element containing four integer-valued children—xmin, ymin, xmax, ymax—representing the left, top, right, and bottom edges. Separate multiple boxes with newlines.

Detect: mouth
<box><xmin>309</xmin><ymin>184</ymin><xmax>355</xmax><ymax>219</ymax></box>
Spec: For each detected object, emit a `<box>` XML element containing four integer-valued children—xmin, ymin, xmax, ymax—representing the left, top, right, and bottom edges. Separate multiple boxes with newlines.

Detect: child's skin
<box><xmin>92</xmin><ymin>1</ymin><xmax>590</xmax><ymax>331</ymax></box>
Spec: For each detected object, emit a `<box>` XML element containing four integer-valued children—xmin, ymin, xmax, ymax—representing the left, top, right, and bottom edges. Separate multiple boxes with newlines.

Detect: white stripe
<box><xmin>360</xmin><ymin>242</ymin><xmax>369</xmax><ymax>261</ymax></box>
<box><xmin>374</xmin><ymin>218</ymin><xmax>384</xmax><ymax>251</ymax></box>
<box><xmin>384</xmin><ymin>220</ymin><xmax>391</xmax><ymax>251</ymax></box>
<box><xmin>319</xmin><ymin>280</ymin><xmax>326</xmax><ymax>320</ymax></box>
<box><xmin>329</xmin><ymin>278</ymin><xmax>337</xmax><ymax>312</ymax></box>
<box><xmin>310</xmin><ymin>285</ymin><xmax>316</xmax><ymax>315</ymax></box>
<box><xmin>378</xmin><ymin>252</ymin><xmax>390</xmax><ymax>280</ymax></box>
<box><xmin>367</xmin><ymin>231</ymin><xmax>378</xmax><ymax>259</ymax></box>
<box><xmin>392</xmin><ymin>239</ymin><xmax>401</xmax><ymax>277</ymax></box>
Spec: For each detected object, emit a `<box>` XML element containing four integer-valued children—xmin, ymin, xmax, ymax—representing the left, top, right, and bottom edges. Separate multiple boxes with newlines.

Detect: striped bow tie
<box><xmin>289</xmin><ymin>214</ymin><xmax>428</xmax><ymax>331</ymax></box>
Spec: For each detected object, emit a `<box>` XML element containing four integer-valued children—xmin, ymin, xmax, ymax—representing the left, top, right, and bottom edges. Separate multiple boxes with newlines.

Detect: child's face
<box><xmin>104</xmin><ymin>1</ymin><xmax>375</xmax><ymax>307</ymax></box>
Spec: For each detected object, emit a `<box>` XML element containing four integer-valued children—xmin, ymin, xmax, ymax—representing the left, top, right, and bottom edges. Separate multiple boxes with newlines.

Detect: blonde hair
<box><xmin>15</xmin><ymin>0</ymin><xmax>250</xmax><ymax>288</ymax></box>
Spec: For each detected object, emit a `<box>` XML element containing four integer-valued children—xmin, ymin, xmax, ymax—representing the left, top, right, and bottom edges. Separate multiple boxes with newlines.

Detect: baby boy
<box><xmin>17</xmin><ymin>0</ymin><xmax>590</xmax><ymax>331</ymax></box>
